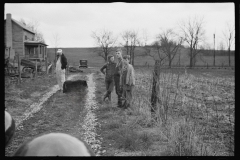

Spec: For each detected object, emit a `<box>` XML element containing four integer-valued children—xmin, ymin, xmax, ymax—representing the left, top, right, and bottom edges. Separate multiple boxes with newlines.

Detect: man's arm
<box><xmin>100</xmin><ymin>64</ymin><xmax>107</xmax><ymax>74</ymax></box>
<box><xmin>61</xmin><ymin>54</ymin><xmax>68</xmax><ymax>69</ymax></box>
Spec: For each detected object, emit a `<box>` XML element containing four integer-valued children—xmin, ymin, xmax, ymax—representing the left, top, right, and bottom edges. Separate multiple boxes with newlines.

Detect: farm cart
<box><xmin>21</xmin><ymin>58</ymin><xmax>43</xmax><ymax>75</ymax></box>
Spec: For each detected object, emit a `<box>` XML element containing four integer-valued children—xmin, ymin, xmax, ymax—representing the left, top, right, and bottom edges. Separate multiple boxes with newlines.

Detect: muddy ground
<box><xmin>5</xmin><ymin>67</ymin><xmax>235</xmax><ymax>156</ymax></box>
<box><xmin>5</xmin><ymin>68</ymin><xmax>103</xmax><ymax>156</ymax></box>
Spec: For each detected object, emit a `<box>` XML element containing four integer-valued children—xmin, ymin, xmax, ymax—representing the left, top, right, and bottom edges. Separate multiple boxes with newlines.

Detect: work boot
<box><xmin>103</xmin><ymin>93</ymin><xmax>108</xmax><ymax>101</ymax></box>
<box><xmin>103</xmin><ymin>91</ymin><xmax>110</xmax><ymax>102</ymax></box>
<box><xmin>121</xmin><ymin>99</ymin><xmax>127</xmax><ymax>109</ymax></box>
<box><xmin>108</xmin><ymin>94</ymin><xmax>111</xmax><ymax>102</ymax></box>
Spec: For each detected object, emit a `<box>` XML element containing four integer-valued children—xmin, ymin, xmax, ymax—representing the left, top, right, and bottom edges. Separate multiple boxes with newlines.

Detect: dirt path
<box><xmin>5</xmin><ymin>70</ymin><xmax>105</xmax><ymax>156</ymax></box>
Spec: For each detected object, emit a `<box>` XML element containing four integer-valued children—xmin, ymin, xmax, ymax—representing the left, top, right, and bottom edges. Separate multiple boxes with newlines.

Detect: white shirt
<box><xmin>56</xmin><ymin>57</ymin><xmax>62</xmax><ymax>72</ymax></box>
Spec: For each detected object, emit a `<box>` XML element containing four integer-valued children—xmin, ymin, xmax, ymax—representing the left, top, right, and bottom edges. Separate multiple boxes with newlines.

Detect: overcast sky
<box><xmin>4</xmin><ymin>3</ymin><xmax>235</xmax><ymax>49</ymax></box>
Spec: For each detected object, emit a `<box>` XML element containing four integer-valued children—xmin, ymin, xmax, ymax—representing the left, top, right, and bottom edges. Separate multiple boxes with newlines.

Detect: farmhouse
<box><xmin>4</xmin><ymin>13</ymin><xmax>48</xmax><ymax>62</ymax></box>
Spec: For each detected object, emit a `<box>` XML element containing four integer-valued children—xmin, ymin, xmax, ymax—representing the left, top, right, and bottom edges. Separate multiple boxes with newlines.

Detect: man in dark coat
<box><xmin>100</xmin><ymin>55</ymin><xmax>116</xmax><ymax>102</ymax></box>
<box><xmin>114</xmin><ymin>48</ymin><xmax>124</xmax><ymax>108</ymax></box>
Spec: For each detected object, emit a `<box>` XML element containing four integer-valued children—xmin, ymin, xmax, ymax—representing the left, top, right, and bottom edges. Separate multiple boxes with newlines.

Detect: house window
<box><xmin>25</xmin><ymin>35</ymin><xmax>27</xmax><ymax>40</ymax></box>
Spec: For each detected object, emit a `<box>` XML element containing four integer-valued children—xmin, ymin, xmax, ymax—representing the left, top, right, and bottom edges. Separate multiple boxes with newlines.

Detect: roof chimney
<box><xmin>6</xmin><ymin>13</ymin><xmax>13</xmax><ymax>48</ymax></box>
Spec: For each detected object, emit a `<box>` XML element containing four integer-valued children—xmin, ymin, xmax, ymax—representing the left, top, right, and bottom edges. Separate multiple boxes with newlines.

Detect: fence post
<box><xmin>45</xmin><ymin>56</ymin><xmax>48</xmax><ymax>75</ymax></box>
<box><xmin>18</xmin><ymin>54</ymin><xmax>21</xmax><ymax>83</ymax></box>
<box><xmin>35</xmin><ymin>59</ymin><xmax>38</xmax><ymax>78</ymax></box>
<box><xmin>150</xmin><ymin>60</ymin><xmax>160</xmax><ymax>121</ymax></box>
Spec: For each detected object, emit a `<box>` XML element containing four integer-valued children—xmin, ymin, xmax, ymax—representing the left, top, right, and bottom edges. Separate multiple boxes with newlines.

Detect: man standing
<box><xmin>100</xmin><ymin>55</ymin><xmax>116</xmax><ymax>102</ymax></box>
<box><xmin>56</xmin><ymin>49</ymin><xmax>67</xmax><ymax>92</ymax></box>
<box><xmin>121</xmin><ymin>55</ymin><xmax>135</xmax><ymax>109</ymax></box>
<box><xmin>114</xmin><ymin>48</ymin><xmax>124</xmax><ymax>108</ymax></box>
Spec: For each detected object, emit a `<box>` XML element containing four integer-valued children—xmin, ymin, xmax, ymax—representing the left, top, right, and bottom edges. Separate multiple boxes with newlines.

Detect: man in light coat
<box><xmin>56</xmin><ymin>49</ymin><xmax>67</xmax><ymax>92</ymax></box>
<box><xmin>120</xmin><ymin>55</ymin><xmax>135</xmax><ymax>109</ymax></box>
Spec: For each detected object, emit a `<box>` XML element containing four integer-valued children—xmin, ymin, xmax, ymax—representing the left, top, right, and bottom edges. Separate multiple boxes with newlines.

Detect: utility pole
<box><xmin>213</xmin><ymin>34</ymin><xmax>215</xmax><ymax>66</ymax></box>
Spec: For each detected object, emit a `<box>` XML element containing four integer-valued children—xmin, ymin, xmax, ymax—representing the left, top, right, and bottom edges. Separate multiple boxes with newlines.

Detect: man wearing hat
<box><xmin>56</xmin><ymin>49</ymin><xmax>68</xmax><ymax>92</ymax></box>
<box><xmin>100</xmin><ymin>55</ymin><xmax>116</xmax><ymax>102</ymax></box>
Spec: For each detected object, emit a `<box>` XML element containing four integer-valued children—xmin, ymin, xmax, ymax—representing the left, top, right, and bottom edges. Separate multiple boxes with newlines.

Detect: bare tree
<box><xmin>179</xmin><ymin>16</ymin><xmax>205</xmax><ymax>68</ymax></box>
<box><xmin>20</xmin><ymin>18</ymin><xmax>45</xmax><ymax>43</ymax></box>
<box><xmin>218</xmin><ymin>41</ymin><xmax>226</xmax><ymax>56</ymax></box>
<box><xmin>142</xmin><ymin>40</ymin><xmax>168</xmax><ymax>66</ymax></box>
<box><xmin>218</xmin><ymin>41</ymin><xmax>225</xmax><ymax>51</ymax></box>
<box><xmin>223</xmin><ymin>22</ymin><xmax>235</xmax><ymax>66</ymax></box>
<box><xmin>91</xmin><ymin>29</ymin><xmax>117</xmax><ymax>62</ymax></box>
<box><xmin>121</xmin><ymin>30</ymin><xmax>131</xmax><ymax>56</ymax></box>
<box><xmin>141</xmin><ymin>29</ymin><xmax>149</xmax><ymax>46</ymax></box>
<box><xmin>139</xmin><ymin>29</ymin><xmax>152</xmax><ymax>65</ymax></box>
<box><xmin>121</xmin><ymin>30</ymin><xmax>140</xmax><ymax>66</ymax></box>
<box><xmin>157</xmin><ymin>29</ymin><xmax>183</xmax><ymax>68</ymax></box>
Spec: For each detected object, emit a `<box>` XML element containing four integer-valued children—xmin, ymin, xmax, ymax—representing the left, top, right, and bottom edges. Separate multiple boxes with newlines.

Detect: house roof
<box><xmin>11</xmin><ymin>19</ymin><xmax>35</xmax><ymax>34</ymax></box>
<box><xmin>24</xmin><ymin>40</ymin><xmax>48</xmax><ymax>46</ymax></box>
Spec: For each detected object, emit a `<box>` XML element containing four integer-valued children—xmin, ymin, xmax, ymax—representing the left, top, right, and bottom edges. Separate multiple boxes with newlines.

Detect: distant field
<box><xmin>47</xmin><ymin>47</ymin><xmax>235</xmax><ymax>67</ymax></box>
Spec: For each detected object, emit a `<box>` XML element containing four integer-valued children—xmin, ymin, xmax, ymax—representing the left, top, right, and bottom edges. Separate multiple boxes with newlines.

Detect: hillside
<box><xmin>46</xmin><ymin>47</ymin><xmax>235</xmax><ymax>67</ymax></box>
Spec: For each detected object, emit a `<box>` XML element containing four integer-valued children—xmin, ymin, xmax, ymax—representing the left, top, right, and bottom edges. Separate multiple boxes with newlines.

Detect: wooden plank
<box><xmin>18</xmin><ymin>54</ymin><xmax>21</xmax><ymax>83</ymax></box>
<box><xmin>35</xmin><ymin>59</ymin><xmax>37</xmax><ymax>78</ymax></box>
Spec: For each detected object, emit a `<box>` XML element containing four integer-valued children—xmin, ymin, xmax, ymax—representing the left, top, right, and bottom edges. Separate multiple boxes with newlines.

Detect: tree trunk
<box><xmin>228</xmin><ymin>47</ymin><xmax>231</xmax><ymax>66</ymax></box>
<box><xmin>132</xmin><ymin>51</ymin><xmax>135</xmax><ymax>66</ymax></box>
<box><xmin>169</xmin><ymin>58</ymin><xmax>172</xmax><ymax>68</ymax></box>
<box><xmin>104</xmin><ymin>52</ymin><xmax>107</xmax><ymax>62</ymax></box>
<box><xmin>213</xmin><ymin>50</ymin><xmax>215</xmax><ymax>66</ymax></box>
<box><xmin>104</xmin><ymin>47</ymin><xmax>108</xmax><ymax>62</ymax></box>
<box><xmin>54</xmin><ymin>48</ymin><xmax>57</xmax><ymax>63</ymax></box>
<box><xmin>179</xmin><ymin>53</ymin><xmax>181</xmax><ymax>66</ymax></box>
<box><xmin>189</xmin><ymin>50</ymin><xmax>193</xmax><ymax>69</ymax></box>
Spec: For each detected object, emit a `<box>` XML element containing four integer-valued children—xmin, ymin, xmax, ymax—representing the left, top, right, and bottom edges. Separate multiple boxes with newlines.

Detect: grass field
<box><xmin>95</xmin><ymin>67</ymin><xmax>235</xmax><ymax>156</ymax></box>
<box><xmin>5</xmin><ymin>66</ymin><xmax>234</xmax><ymax>156</ymax></box>
<box><xmin>46</xmin><ymin>47</ymin><xmax>235</xmax><ymax>67</ymax></box>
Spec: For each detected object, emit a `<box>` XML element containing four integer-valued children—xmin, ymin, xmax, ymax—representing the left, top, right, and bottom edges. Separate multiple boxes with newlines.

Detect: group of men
<box><xmin>100</xmin><ymin>48</ymin><xmax>135</xmax><ymax>109</ymax></box>
<box><xmin>55</xmin><ymin>48</ymin><xmax>135</xmax><ymax>109</ymax></box>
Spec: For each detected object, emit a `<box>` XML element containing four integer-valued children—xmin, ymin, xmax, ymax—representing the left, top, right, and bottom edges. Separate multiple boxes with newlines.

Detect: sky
<box><xmin>4</xmin><ymin>3</ymin><xmax>235</xmax><ymax>49</ymax></box>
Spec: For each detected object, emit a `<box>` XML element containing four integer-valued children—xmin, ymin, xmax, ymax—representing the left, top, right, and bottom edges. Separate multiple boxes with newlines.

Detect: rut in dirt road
<box><xmin>81</xmin><ymin>73</ymin><xmax>103</xmax><ymax>156</ymax></box>
<box><xmin>15</xmin><ymin>74</ymin><xmax>80</xmax><ymax>131</ymax></box>
<box><xmin>5</xmin><ymin>74</ymin><xmax>90</xmax><ymax>156</ymax></box>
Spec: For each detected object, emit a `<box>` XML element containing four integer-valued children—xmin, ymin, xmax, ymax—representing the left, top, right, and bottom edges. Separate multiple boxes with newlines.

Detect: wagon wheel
<box><xmin>22</xmin><ymin>67</ymin><xmax>35</xmax><ymax>78</ymax></box>
<box><xmin>22</xmin><ymin>67</ymin><xmax>34</xmax><ymax>73</ymax></box>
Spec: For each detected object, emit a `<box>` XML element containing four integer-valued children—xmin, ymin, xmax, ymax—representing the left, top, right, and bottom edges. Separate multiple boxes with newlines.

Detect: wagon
<box><xmin>21</xmin><ymin>58</ymin><xmax>43</xmax><ymax>74</ymax></box>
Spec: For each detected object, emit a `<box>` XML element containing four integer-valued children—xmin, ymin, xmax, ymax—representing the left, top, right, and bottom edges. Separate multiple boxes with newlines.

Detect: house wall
<box><xmin>24</xmin><ymin>30</ymin><xmax>35</xmax><ymax>41</ymax></box>
<box><xmin>5</xmin><ymin>14</ymin><xmax>13</xmax><ymax>48</ymax></box>
<box><xmin>12</xmin><ymin>22</ymin><xmax>24</xmax><ymax>57</ymax></box>
<box><xmin>4</xmin><ymin>22</ymin><xmax>6</xmax><ymax>47</ymax></box>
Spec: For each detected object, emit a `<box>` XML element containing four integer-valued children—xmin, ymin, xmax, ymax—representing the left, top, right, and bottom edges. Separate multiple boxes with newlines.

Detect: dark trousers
<box><xmin>114</xmin><ymin>75</ymin><xmax>123</xmax><ymax>106</ymax></box>
<box><xmin>122</xmin><ymin>85</ymin><xmax>134</xmax><ymax>109</ymax></box>
<box><xmin>105</xmin><ymin>79</ymin><xmax>114</xmax><ymax>101</ymax></box>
